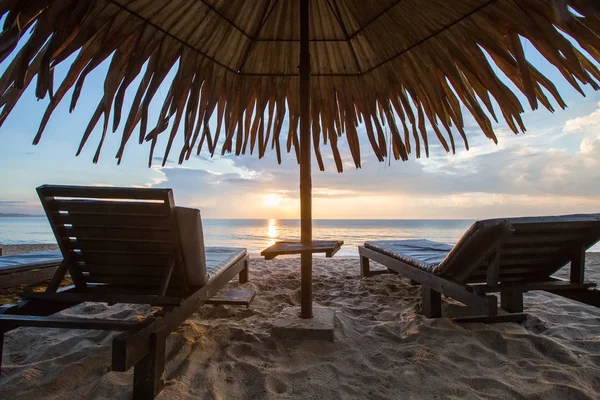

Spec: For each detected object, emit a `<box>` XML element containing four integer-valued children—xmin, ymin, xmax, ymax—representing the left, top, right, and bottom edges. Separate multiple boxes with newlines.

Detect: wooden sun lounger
<box><xmin>358</xmin><ymin>215</ymin><xmax>600</xmax><ymax>323</ymax></box>
<box><xmin>0</xmin><ymin>185</ymin><xmax>251</xmax><ymax>399</ymax></box>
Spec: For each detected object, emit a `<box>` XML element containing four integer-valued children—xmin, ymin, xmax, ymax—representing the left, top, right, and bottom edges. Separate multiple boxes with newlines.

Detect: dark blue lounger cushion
<box><xmin>365</xmin><ymin>240</ymin><xmax>451</xmax><ymax>273</ymax></box>
<box><xmin>205</xmin><ymin>247</ymin><xmax>247</xmax><ymax>279</ymax></box>
<box><xmin>0</xmin><ymin>250</ymin><xmax>62</xmax><ymax>274</ymax></box>
<box><xmin>0</xmin><ymin>248</ymin><xmax>245</xmax><ymax>283</ymax></box>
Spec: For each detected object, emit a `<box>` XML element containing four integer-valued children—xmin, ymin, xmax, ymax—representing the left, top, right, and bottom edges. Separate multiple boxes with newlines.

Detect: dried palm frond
<box><xmin>0</xmin><ymin>0</ymin><xmax>598</xmax><ymax>171</ymax></box>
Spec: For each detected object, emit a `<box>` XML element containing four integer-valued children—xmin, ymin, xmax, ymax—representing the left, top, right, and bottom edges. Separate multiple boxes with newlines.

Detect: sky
<box><xmin>1</xmin><ymin>31</ymin><xmax>600</xmax><ymax>219</ymax></box>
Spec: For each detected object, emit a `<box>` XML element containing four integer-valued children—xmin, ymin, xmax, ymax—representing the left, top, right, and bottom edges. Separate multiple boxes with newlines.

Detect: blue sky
<box><xmin>1</xmin><ymin>36</ymin><xmax>600</xmax><ymax>219</ymax></box>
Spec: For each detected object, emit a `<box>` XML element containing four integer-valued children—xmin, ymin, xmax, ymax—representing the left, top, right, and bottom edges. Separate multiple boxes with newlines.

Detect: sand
<box><xmin>0</xmin><ymin>243</ymin><xmax>59</xmax><ymax>256</ymax></box>
<box><xmin>0</xmin><ymin>251</ymin><xmax>599</xmax><ymax>399</ymax></box>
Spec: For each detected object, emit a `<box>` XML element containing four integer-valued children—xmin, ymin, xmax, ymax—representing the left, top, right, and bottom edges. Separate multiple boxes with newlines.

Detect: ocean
<box><xmin>1</xmin><ymin>217</ymin><xmax>598</xmax><ymax>255</ymax></box>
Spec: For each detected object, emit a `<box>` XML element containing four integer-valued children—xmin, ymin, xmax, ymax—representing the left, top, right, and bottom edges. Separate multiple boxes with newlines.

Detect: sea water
<box><xmin>1</xmin><ymin>217</ymin><xmax>598</xmax><ymax>255</ymax></box>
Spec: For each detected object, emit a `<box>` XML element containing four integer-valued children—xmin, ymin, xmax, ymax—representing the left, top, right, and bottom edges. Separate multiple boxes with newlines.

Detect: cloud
<box><xmin>312</xmin><ymin>188</ymin><xmax>357</xmax><ymax>198</ymax></box>
<box><xmin>5</xmin><ymin>98</ymin><xmax>593</xmax><ymax>219</ymax></box>
<box><xmin>137</xmin><ymin>101</ymin><xmax>600</xmax><ymax>218</ymax></box>
<box><xmin>311</xmin><ymin>103</ymin><xmax>600</xmax><ymax>200</ymax></box>
<box><xmin>147</xmin><ymin>166</ymin><xmax>272</xmax><ymax>216</ymax></box>
<box><xmin>563</xmin><ymin>102</ymin><xmax>600</xmax><ymax>133</ymax></box>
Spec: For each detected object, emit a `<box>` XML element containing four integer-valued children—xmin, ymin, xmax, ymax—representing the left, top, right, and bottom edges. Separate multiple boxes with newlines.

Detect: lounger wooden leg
<box><xmin>239</xmin><ymin>258</ymin><xmax>249</xmax><ymax>284</ymax></box>
<box><xmin>569</xmin><ymin>244</ymin><xmax>585</xmax><ymax>284</ymax></box>
<box><xmin>360</xmin><ymin>256</ymin><xmax>371</xmax><ymax>277</ymax></box>
<box><xmin>0</xmin><ymin>331</ymin><xmax>4</xmax><ymax>374</ymax></box>
<box><xmin>501</xmin><ymin>291</ymin><xmax>524</xmax><ymax>313</ymax></box>
<box><xmin>133</xmin><ymin>328</ymin><xmax>166</xmax><ymax>400</ymax></box>
<box><xmin>422</xmin><ymin>287</ymin><xmax>442</xmax><ymax>318</ymax></box>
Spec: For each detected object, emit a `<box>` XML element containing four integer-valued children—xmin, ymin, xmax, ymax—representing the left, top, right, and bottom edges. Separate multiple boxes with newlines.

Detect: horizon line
<box><xmin>0</xmin><ymin>214</ymin><xmax>475</xmax><ymax>221</ymax></box>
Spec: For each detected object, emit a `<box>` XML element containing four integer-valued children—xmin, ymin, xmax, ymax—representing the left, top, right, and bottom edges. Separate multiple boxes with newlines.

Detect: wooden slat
<box><xmin>80</xmin><ymin>264</ymin><xmax>177</xmax><ymax>277</ymax></box>
<box><xmin>500</xmin><ymin>245</ymin><xmax>567</xmax><ymax>255</ymax></box>
<box><xmin>498</xmin><ymin>257</ymin><xmax>556</xmax><ymax>266</ymax></box>
<box><xmin>469</xmin><ymin>261</ymin><xmax>570</xmax><ymax>282</ymax></box>
<box><xmin>57</xmin><ymin>226</ymin><xmax>172</xmax><ymax>241</ymax></box>
<box><xmin>22</xmin><ymin>291</ymin><xmax>184</xmax><ymax>306</ymax></box>
<box><xmin>498</xmin><ymin>273</ymin><xmax>545</xmax><ymax>282</ymax></box>
<box><xmin>50</xmin><ymin>199</ymin><xmax>166</xmax><ymax>216</ymax></box>
<box><xmin>501</xmin><ymin>241</ymin><xmax>592</xmax><ymax>251</ymax></box>
<box><xmin>65</xmin><ymin>239</ymin><xmax>173</xmax><ymax>254</ymax></box>
<box><xmin>470</xmin><ymin>264</ymin><xmax>556</xmax><ymax>277</ymax></box>
<box><xmin>500</xmin><ymin>260</ymin><xmax>570</xmax><ymax>273</ymax></box>
<box><xmin>0</xmin><ymin>315</ymin><xmax>149</xmax><ymax>331</ymax></box>
<box><xmin>38</xmin><ymin>185</ymin><xmax>171</xmax><ymax>201</ymax></box>
<box><xmin>486</xmin><ymin>273</ymin><xmax>548</xmax><ymax>282</ymax></box>
<box><xmin>83</xmin><ymin>275</ymin><xmax>176</xmax><ymax>287</ymax></box>
<box><xmin>511</xmin><ymin>222</ymin><xmax>600</xmax><ymax>232</ymax></box>
<box><xmin>206</xmin><ymin>289</ymin><xmax>256</xmax><ymax>307</ymax></box>
<box><xmin>506</xmin><ymin>233</ymin><xmax>588</xmax><ymax>245</ymax></box>
<box><xmin>86</xmin><ymin>284</ymin><xmax>176</xmax><ymax>297</ymax></box>
<box><xmin>471</xmin><ymin>266</ymin><xmax>549</xmax><ymax>275</ymax></box>
<box><xmin>497</xmin><ymin>275</ymin><xmax>542</xmax><ymax>283</ymax></box>
<box><xmin>51</xmin><ymin>213</ymin><xmax>170</xmax><ymax>229</ymax></box>
<box><xmin>74</xmin><ymin>253</ymin><xmax>172</xmax><ymax>266</ymax></box>
<box><xmin>467</xmin><ymin>273</ymin><xmax>542</xmax><ymax>284</ymax></box>
<box><xmin>500</xmin><ymin>251</ymin><xmax>562</xmax><ymax>260</ymax></box>
<box><xmin>261</xmin><ymin>240</ymin><xmax>344</xmax><ymax>259</ymax></box>
<box><xmin>471</xmin><ymin>279</ymin><xmax>597</xmax><ymax>294</ymax></box>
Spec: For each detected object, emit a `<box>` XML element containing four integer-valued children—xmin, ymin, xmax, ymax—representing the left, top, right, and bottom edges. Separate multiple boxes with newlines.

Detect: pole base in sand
<box><xmin>271</xmin><ymin>306</ymin><xmax>335</xmax><ymax>341</ymax></box>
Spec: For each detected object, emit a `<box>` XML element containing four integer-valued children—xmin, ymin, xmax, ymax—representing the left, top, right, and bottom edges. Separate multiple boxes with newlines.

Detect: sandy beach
<box><xmin>0</xmin><ymin>248</ymin><xmax>599</xmax><ymax>399</ymax></box>
<box><xmin>2</xmin><ymin>1</ymin><xmax>600</xmax><ymax>398</ymax></box>
<box><xmin>0</xmin><ymin>243</ymin><xmax>59</xmax><ymax>256</ymax></box>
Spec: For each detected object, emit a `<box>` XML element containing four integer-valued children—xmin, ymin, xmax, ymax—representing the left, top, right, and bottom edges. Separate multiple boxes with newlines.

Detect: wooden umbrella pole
<box><xmin>299</xmin><ymin>0</ymin><xmax>312</xmax><ymax>319</ymax></box>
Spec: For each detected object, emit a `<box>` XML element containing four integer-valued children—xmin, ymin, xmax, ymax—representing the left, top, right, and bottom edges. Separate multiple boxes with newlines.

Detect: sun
<box><xmin>263</xmin><ymin>193</ymin><xmax>284</xmax><ymax>207</ymax></box>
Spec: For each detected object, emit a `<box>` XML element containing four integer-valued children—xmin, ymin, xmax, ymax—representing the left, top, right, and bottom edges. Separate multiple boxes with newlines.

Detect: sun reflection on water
<box><xmin>266</xmin><ymin>218</ymin><xmax>279</xmax><ymax>247</ymax></box>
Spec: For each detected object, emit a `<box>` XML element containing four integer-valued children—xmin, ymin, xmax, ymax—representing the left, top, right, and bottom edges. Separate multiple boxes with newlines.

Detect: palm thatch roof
<box><xmin>0</xmin><ymin>0</ymin><xmax>599</xmax><ymax>171</ymax></box>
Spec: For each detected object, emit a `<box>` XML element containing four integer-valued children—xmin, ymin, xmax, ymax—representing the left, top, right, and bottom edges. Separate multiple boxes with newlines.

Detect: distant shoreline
<box><xmin>0</xmin><ymin>215</ymin><xmax>475</xmax><ymax>220</ymax></box>
<box><xmin>0</xmin><ymin>214</ymin><xmax>45</xmax><ymax>218</ymax></box>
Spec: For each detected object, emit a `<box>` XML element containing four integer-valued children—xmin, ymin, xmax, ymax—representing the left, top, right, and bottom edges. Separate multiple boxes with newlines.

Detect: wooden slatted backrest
<box><xmin>37</xmin><ymin>185</ymin><xmax>189</xmax><ymax>295</ymax></box>
<box><xmin>463</xmin><ymin>215</ymin><xmax>600</xmax><ymax>284</ymax></box>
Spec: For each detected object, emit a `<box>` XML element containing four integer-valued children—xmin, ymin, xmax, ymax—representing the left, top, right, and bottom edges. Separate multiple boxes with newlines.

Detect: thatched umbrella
<box><xmin>1</xmin><ymin>0</ymin><xmax>599</xmax><ymax>319</ymax></box>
